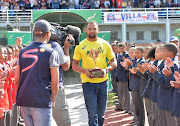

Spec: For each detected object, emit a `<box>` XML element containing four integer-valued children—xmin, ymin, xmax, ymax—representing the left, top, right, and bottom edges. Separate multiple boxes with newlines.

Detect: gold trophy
<box><xmin>89</xmin><ymin>49</ymin><xmax>103</xmax><ymax>78</ymax></box>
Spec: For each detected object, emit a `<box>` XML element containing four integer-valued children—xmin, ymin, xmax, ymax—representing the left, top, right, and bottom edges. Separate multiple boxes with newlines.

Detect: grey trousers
<box><xmin>11</xmin><ymin>105</ymin><xmax>20</xmax><ymax>126</ymax></box>
<box><xmin>175</xmin><ymin>117</ymin><xmax>180</xmax><ymax>126</ymax></box>
<box><xmin>111</xmin><ymin>76</ymin><xmax>118</xmax><ymax>93</ymax></box>
<box><xmin>144</xmin><ymin>98</ymin><xmax>158</xmax><ymax>126</ymax></box>
<box><xmin>157</xmin><ymin>109</ymin><xmax>178</xmax><ymax>126</ymax></box>
<box><xmin>152</xmin><ymin>102</ymin><xmax>160</xmax><ymax>126</ymax></box>
<box><xmin>131</xmin><ymin>91</ymin><xmax>145</xmax><ymax>126</ymax></box>
<box><xmin>52</xmin><ymin>87</ymin><xmax>71</xmax><ymax>126</ymax></box>
<box><xmin>165</xmin><ymin>110</ymin><xmax>178</xmax><ymax>126</ymax></box>
<box><xmin>130</xmin><ymin>91</ymin><xmax>138</xmax><ymax>122</ymax></box>
<box><xmin>0</xmin><ymin>109</ymin><xmax>13</xmax><ymax>126</ymax></box>
<box><xmin>117</xmin><ymin>82</ymin><xmax>130</xmax><ymax>111</ymax></box>
<box><xmin>157</xmin><ymin>108</ymin><xmax>167</xmax><ymax>126</ymax></box>
<box><xmin>130</xmin><ymin>91</ymin><xmax>135</xmax><ymax>112</ymax></box>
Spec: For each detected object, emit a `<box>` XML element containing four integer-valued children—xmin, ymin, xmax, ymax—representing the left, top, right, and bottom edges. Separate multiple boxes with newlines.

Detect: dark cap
<box><xmin>33</xmin><ymin>20</ymin><xmax>52</xmax><ymax>35</ymax></box>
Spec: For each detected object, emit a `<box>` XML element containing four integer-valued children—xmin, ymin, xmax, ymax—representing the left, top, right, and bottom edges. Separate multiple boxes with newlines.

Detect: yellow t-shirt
<box><xmin>73</xmin><ymin>37</ymin><xmax>115</xmax><ymax>83</ymax></box>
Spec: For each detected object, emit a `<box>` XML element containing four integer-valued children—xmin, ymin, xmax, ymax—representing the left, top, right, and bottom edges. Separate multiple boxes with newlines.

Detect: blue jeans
<box><xmin>75</xmin><ymin>5</ymin><xmax>79</xmax><ymax>9</ymax></box>
<box><xmin>79</xmin><ymin>4</ymin><xmax>83</xmax><ymax>9</ymax></box>
<box><xmin>82</xmin><ymin>81</ymin><xmax>108</xmax><ymax>126</ymax></box>
<box><xmin>20</xmin><ymin>106</ymin><xmax>54</xmax><ymax>126</ymax></box>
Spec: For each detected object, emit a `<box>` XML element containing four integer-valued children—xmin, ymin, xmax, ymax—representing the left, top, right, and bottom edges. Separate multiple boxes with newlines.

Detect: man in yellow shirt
<box><xmin>72</xmin><ymin>21</ymin><xmax>117</xmax><ymax>126</ymax></box>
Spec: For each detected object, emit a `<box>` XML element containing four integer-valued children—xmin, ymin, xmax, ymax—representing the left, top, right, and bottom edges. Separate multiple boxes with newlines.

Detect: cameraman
<box><xmin>49</xmin><ymin>34</ymin><xmax>74</xmax><ymax>126</ymax></box>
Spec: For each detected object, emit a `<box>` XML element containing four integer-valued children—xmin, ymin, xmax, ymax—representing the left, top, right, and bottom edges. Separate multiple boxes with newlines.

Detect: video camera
<box><xmin>49</xmin><ymin>22</ymin><xmax>81</xmax><ymax>46</ymax></box>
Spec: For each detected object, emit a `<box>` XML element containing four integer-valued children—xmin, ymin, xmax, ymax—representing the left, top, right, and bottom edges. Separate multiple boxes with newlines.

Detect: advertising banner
<box><xmin>104</xmin><ymin>11</ymin><xmax>158</xmax><ymax>23</ymax></box>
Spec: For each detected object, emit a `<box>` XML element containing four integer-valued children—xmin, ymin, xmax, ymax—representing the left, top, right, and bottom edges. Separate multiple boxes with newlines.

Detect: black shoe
<box><xmin>130</xmin><ymin>121</ymin><xmax>137</xmax><ymax>126</ymax></box>
<box><xmin>17</xmin><ymin>122</ymin><xmax>24</xmax><ymax>126</ymax></box>
<box><xmin>115</xmin><ymin>108</ymin><xmax>123</xmax><ymax>111</ymax></box>
<box><xmin>132</xmin><ymin>123</ymin><xmax>137</xmax><ymax>126</ymax></box>
<box><xmin>129</xmin><ymin>121</ymin><xmax>135</xmax><ymax>124</ymax></box>
<box><xmin>131</xmin><ymin>112</ymin><xmax>135</xmax><ymax>116</ymax></box>
<box><xmin>125</xmin><ymin>110</ymin><xmax>129</xmax><ymax>113</ymax></box>
<box><xmin>128</xmin><ymin>111</ymin><xmax>134</xmax><ymax>115</ymax></box>
<box><xmin>19</xmin><ymin>117</ymin><xmax>24</xmax><ymax>122</ymax></box>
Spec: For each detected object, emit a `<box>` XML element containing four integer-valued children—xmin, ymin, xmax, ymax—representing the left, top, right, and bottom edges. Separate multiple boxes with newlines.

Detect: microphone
<box><xmin>65</xmin><ymin>25</ymin><xmax>81</xmax><ymax>36</ymax></box>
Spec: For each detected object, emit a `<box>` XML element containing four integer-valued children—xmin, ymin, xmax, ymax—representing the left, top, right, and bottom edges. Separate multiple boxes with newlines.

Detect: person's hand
<box><xmin>120</xmin><ymin>62</ymin><xmax>127</xmax><ymax>68</ymax></box>
<box><xmin>9</xmin><ymin>67</ymin><xmax>16</xmax><ymax>76</ymax></box>
<box><xmin>142</xmin><ymin>63</ymin><xmax>150</xmax><ymax>72</ymax></box>
<box><xmin>170</xmin><ymin>81</ymin><xmax>180</xmax><ymax>88</ymax></box>
<box><xmin>174</xmin><ymin>71</ymin><xmax>180</xmax><ymax>83</ymax></box>
<box><xmin>149</xmin><ymin>65</ymin><xmax>157</xmax><ymax>74</ymax></box>
<box><xmin>129</xmin><ymin>67</ymin><xmax>137</xmax><ymax>74</ymax></box>
<box><xmin>85</xmin><ymin>69</ymin><xmax>92</xmax><ymax>79</ymax></box>
<box><xmin>162</xmin><ymin>67</ymin><xmax>172</xmax><ymax>77</ymax></box>
<box><xmin>137</xmin><ymin>64</ymin><xmax>145</xmax><ymax>74</ymax></box>
<box><xmin>0</xmin><ymin>108</ymin><xmax>5</xmax><ymax>119</ymax></box>
<box><xmin>64</xmin><ymin>34</ymin><xmax>74</xmax><ymax>48</ymax></box>
<box><xmin>165</xmin><ymin>57</ymin><xmax>174</xmax><ymax>68</ymax></box>
<box><xmin>52</xmin><ymin>102</ymin><xmax>55</xmax><ymax>107</ymax></box>
<box><xmin>120</xmin><ymin>62</ymin><xmax>128</xmax><ymax>70</ymax></box>
<box><xmin>170</xmin><ymin>72</ymin><xmax>180</xmax><ymax>88</ymax></box>
<box><xmin>124</xmin><ymin>58</ymin><xmax>133</xmax><ymax>67</ymax></box>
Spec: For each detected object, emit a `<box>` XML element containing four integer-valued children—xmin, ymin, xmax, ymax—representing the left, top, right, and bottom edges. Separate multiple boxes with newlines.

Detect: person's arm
<box><xmin>49</xmin><ymin>50</ymin><xmax>60</xmax><ymax>107</ymax></box>
<box><xmin>14</xmin><ymin>65</ymin><xmax>20</xmax><ymax>92</ymax></box>
<box><xmin>98</xmin><ymin>58</ymin><xmax>117</xmax><ymax>78</ymax></box>
<box><xmin>106</xmin><ymin>57</ymin><xmax>117</xmax><ymax>72</ymax></box>
<box><xmin>50</xmin><ymin>67</ymin><xmax>59</xmax><ymax>107</ymax></box>
<box><xmin>72</xmin><ymin>59</ymin><xmax>92</xmax><ymax>78</ymax></box>
<box><xmin>60</xmin><ymin>35</ymin><xmax>73</xmax><ymax>71</ymax></box>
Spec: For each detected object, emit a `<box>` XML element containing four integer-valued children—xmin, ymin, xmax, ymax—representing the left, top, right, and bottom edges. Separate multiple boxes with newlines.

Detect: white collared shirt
<box><xmin>157</xmin><ymin>60</ymin><xmax>163</xmax><ymax>67</ymax></box>
<box><xmin>136</xmin><ymin>58</ymin><xmax>140</xmax><ymax>63</ymax></box>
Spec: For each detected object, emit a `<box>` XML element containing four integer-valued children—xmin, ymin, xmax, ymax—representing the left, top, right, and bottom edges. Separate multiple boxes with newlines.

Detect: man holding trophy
<box><xmin>72</xmin><ymin>21</ymin><xmax>117</xmax><ymax>126</ymax></box>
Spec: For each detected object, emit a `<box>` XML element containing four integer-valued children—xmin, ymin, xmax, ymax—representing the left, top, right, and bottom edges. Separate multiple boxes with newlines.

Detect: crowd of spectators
<box><xmin>0</xmin><ymin>0</ymin><xmax>179</xmax><ymax>11</ymax></box>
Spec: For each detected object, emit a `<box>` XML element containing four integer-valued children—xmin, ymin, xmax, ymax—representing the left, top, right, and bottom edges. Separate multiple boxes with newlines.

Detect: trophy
<box><xmin>89</xmin><ymin>49</ymin><xmax>104</xmax><ymax>78</ymax></box>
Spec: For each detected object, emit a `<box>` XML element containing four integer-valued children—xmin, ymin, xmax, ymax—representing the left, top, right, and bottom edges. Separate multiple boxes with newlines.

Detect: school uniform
<box><xmin>138</xmin><ymin>60</ymin><xmax>157</xmax><ymax>126</ymax></box>
<box><xmin>128</xmin><ymin>58</ymin><xmax>136</xmax><ymax>121</ymax></box>
<box><xmin>172</xmin><ymin>88</ymin><xmax>180</xmax><ymax>125</ymax></box>
<box><xmin>148</xmin><ymin>60</ymin><xmax>164</xmax><ymax>126</ymax></box>
<box><xmin>171</xmin><ymin>65</ymin><xmax>180</xmax><ymax>125</ymax></box>
<box><xmin>110</xmin><ymin>53</ymin><xmax>118</xmax><ymax>93</ymax></box>
<box><xmin>153</xmin><ymin>60</ymin><xmax>179</xmax><ymax>126</ymax></box>
<box><xmin>129</xmin><ymin>57</ymin><xmax>145</xmax><ymax>126</ymax></box>
<box><xmin>116</xmin><ymin>51</ymin><xmax>130</xmax><ymax>111</ymax></box>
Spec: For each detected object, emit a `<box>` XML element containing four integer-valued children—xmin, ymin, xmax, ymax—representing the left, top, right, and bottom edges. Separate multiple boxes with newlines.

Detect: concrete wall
<box><xmin>99</xmin><ymin>23</ymin><xmax>180</xmax><ymax>43</ymax></box>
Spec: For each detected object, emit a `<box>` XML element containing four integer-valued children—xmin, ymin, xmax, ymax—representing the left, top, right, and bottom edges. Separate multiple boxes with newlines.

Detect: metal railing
<box><xmin>0</xmin><ymin>8</ymin><xmax>180</xmax><ymax>26</ymax></box>
<box><xmin>0</xmin><ymin>9</ymin><xmax>32</xmax><ymax>27</ymax></box>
